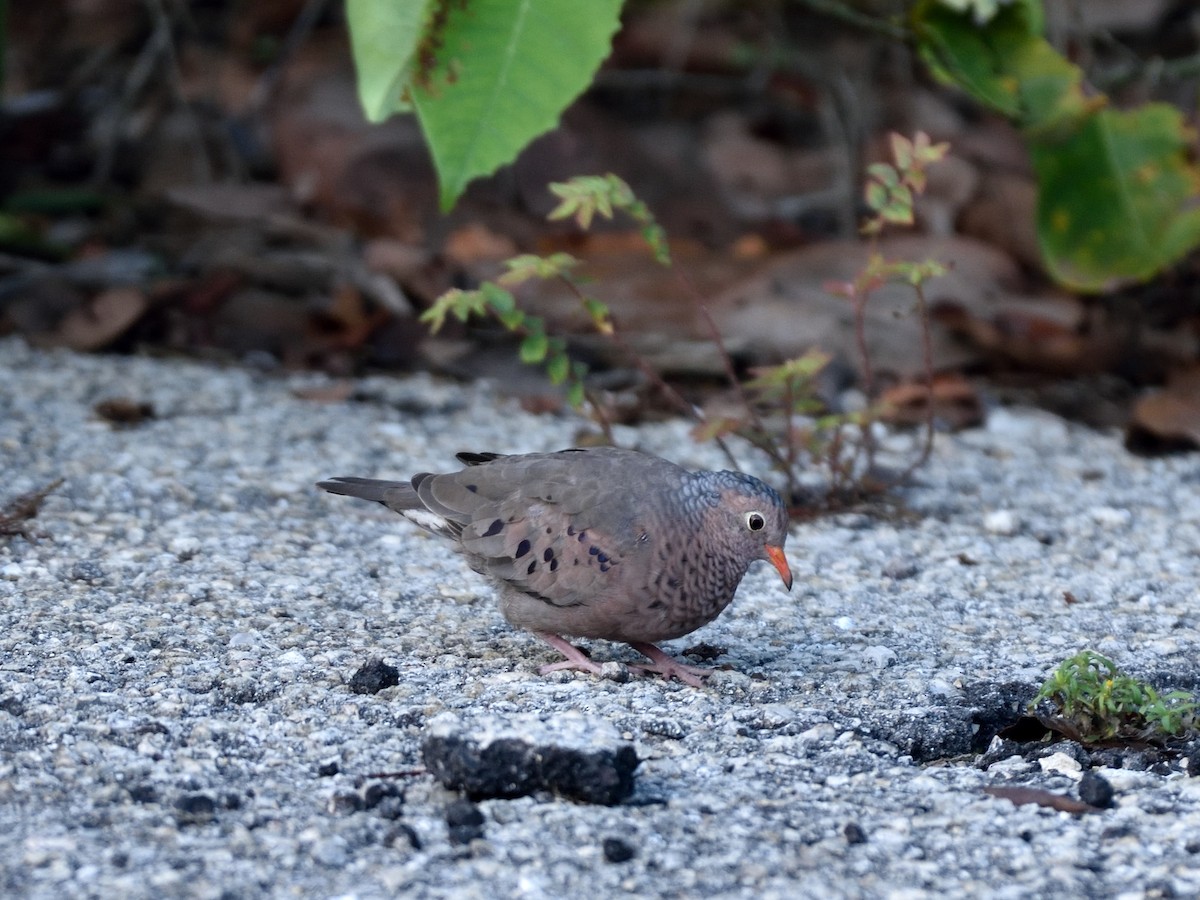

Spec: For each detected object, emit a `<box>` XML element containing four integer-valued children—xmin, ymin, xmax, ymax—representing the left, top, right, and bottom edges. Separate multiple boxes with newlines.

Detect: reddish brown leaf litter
<box><xmin>983</xmin><ymin>786</ymin><xmax>1100</xmax><ymax>816</ymax></box>
<box><xmin>93</xmin><ymin>397</ymin><xmax>156</xmax><ymax>426</ymax></box>
<box><xmin>1126</xmin><ymin>367</ymin><xmax>1200</xmax><ymax>454</ymax></box>
<box><xmin>879</xmin><ymin>374</ymin><xmax>983</xmax><ymax>430</ymax></box>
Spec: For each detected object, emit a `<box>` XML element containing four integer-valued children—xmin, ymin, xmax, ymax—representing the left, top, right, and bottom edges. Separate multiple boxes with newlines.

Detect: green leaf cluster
<box><xmin>913</xmin><ymin>0</ymin><xmax>1200</xmax><ymax>292</ymax></box>
<box><xmin>1033</xmin><ymin>650</ymin><xmax>1197</xmax><ymax>744</ymax></box>
<box><xmin>419</xmin><ymin>205</ymin><xmax>614</xmax><ymax>409</ymax></box>
<box><xmin>549</xmin><ymin>174</ymin><xmax>671</xmax><ymax>265</ymax></box>
<box><xmin>862</xmin><ymin>132</ymin><xmax>949</xmax><ymax>236</ymax></box>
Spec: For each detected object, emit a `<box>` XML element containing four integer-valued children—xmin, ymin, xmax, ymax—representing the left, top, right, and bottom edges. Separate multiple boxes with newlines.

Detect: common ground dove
<box><xmin>318</xmin><ymin>447</ymin><xmax>792</xmax><ymax>686</ymax></box>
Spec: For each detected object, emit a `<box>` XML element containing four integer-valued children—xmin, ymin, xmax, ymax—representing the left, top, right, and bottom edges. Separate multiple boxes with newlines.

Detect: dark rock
<box><xmin>843</xmin><ymin>822</ymin><xmax>868</xmax><ymax>845</ymax></box>
<box><xmin>426</xmin><ymin>736</ymin><xmax>540</xmax><ymax>799</ymax></box>
<box><xmin>873</xmin><ymin>707</ymin><xmax>975</xmax><ymax>762</ymax></box>
<box><xmin>422</xmin><ymin>713</ymin><xmax>638</xmax><ymax>805</ymax></box>
<box><xmin>538</xmin><ymin>743</ymin><xmax>639</xmax><ymax>805</ymax></box>
<box><xmin>602</xmin><ymin>837</ymin><xmax>636</xmax><ymax>863</ymax></box>
<box><xmin>1079</xmin><ymin>771</ymin><xmax>1115</xmax><ymax>809</ymax></box>
<box><xmin>964</xmin><ymin>682</ymin><xmax>1040</xmax><ymax>752</ymax></box>
<box><xmin>445</xmin><ymin>799</ymin><xmax>484</xmax><ymax>845</ymax></box>
<box><xmin>0</xmin><ymin>694</ymin><xmax>25</xmax><ymax>717</ymax></box>
<box><xmin>174</xmin><ymin>792</ymin><xmax>217</xmax><ymax>825</ymax></box>
<box><xmin>1180</xmin><ymin>753</ymin><xmax>1200</xmax><ymax>782</ymax></box>
<box><xmin>317</xmin><ymin>758</ymin><xmax>340</xmax><ymax>777</ymax></box>
<box><xmin>349</xmin><ymin>659</ymin><xmax>400</xmax><ymax>695</ymax></box>
<box><xmin>362</xmin><ymin>780</ymin><xmax>404</xmax><ymax>818</ymax></box>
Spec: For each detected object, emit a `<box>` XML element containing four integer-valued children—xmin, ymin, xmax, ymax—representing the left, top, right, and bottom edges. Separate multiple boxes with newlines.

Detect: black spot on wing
<box><xmin>482</xmin><ymin>519</ymin><xmax>504</xmax><ymax>537</ymax></box>
<box><xmin>515</xmin><ymin>539</ymin><xmax>531</xmax><ymax>558</ymax></box>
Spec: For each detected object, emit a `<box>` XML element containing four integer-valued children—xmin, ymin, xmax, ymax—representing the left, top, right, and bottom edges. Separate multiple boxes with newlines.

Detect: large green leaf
<box><xmin>411</xmin><ymin>0</ymin><xmax>625</xmax><ymax>210</ymax></box>
<box><xmin>1033</xmin><ymin>105</ymin><xmax>1200</xmax><ymax>292</ymax></box>
<box><xmin>913</xmin><ymin>0</ymin><xmax>1200</xmax><ymax>292</ymax></box>
<box><xmin>346</xmin><ymin>0</ymin><xmax>437</xmax><ymax>122</ymax></box>
<box><xmin>913</xmin><ymin>0</ymin><xmax>1048</xmax><ymax>118</ymax></box>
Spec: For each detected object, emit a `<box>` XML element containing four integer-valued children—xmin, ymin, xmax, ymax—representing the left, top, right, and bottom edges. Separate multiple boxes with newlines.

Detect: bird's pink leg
<box><xmin>534</xmin><ymin>631</ymin><xmax>606</xmax><ymax>677</ymax></box>
<box><xmin>625</xmin><ymin>642</ymin><xmax>714</xmax><ymax>688</ymax></box>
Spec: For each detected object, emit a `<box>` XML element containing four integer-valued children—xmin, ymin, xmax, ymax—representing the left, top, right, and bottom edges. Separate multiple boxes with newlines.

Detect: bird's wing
<box><xmin>418</xmin><ymin>449</ymin><xmax>680</xmax><ymax>607</ymax></box>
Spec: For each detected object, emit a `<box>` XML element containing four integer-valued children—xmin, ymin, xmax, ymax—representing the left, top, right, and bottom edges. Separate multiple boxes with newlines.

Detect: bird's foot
<box><xmin>534</xmin><ymin>631</ymin><xmax>606</xmax><ymax>677</ymax></box>
<box><xmin>626</xmin><ymin>642</ymin><xmax>714</xmax><ymax>688</ymax></box>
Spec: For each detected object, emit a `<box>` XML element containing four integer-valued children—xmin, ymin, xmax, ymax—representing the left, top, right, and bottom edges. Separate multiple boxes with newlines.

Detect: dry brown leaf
<box><xmin>933</xmin><ymin>303</ymin><xmax>1118</xmax><ymax>375</ymax></box>
<box><xmin>363</xmin><ymin>239</ymin><xmax>431</xmax><ymax>281</ymax></box>
<box><xmin>94</xmin><ymin>398</ymin><xmax>155</xmax><ymax>426</ymax></box>
<box><xmin>983</xmin><ymin>785</ymin><xmax>1098</xmax><ymax>815</ymax></box>
<box><xmin>55</xmin><ymin>287</ymin><xmax>148</xmax><ymax>351</ymax></box>
<box><xmin>443</xmin><ymin>223</ymin><xmax>519</xmax><ymax>266</ymax></box>
<box><xmin>1126</xmin><ymin>367</ymin><xmax>1200</xmax><ymax>453</ymax></box>
<box><xmin>879</xmin><ymin>374</ymin><xmax>984</xmax><ymax>429</ymax></box>
<box><xmin>312</xmin><ymin>284</ymin><xmax>389</xmax><ymax>350</ymax></box>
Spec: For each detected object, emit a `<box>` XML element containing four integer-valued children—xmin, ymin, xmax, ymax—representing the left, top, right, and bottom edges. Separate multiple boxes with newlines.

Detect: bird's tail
<box><xmin>317</xmin><ymin>477</ymin><xmax>419</xmax><ymax>511</ymax></box>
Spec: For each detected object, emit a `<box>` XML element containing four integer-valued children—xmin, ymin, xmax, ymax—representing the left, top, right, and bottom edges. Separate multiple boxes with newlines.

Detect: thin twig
<box><xmin>847</xmin><ymin>279</ymin><xmax>878</xmax><ymax>479</ymax></box>
<box><xmin>558</xmin><ymin>278</ymin><xmax>742</xmax><ymax>470</ymax></box>
<box><xmin>694</xmin><ymin>304</ymin><xmax>790</xmax><ymax>476</ymax></box>
<box><xmin>92</xmin><ymin>5</ymin><xmax>171</xmax><ymax>185</ymax></box>
<box><xmin>583</xmin><ymin>388</ymin><xmax>617</xmax><ymax>446</ymax></box>
<box><xmin>896</xmin><ymin>281</ymin><xmax>937</xmax><ymax>483</ymax></box>
<box><xmin>793</xmin><ymin>0</ymin><xmax>908</xmax><ymax>40</ymax></box>
<box><xmin>782</xmin><ymin>374</ymin><xmax>798</xmax><ymax>501</ymax></box>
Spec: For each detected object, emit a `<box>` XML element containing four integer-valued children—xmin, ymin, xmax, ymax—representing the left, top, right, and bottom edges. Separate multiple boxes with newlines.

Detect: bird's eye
<box><xmin>745</xmin><ymin>511</ymin><xmax>766</xmax><ymax>532</ymax></box>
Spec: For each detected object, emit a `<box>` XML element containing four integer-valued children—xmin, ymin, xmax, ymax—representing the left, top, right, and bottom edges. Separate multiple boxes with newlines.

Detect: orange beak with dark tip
<box><xmin>765</xmin><ymin>545</ymin><xmax>793</xmax><ymax>591</ymax></box>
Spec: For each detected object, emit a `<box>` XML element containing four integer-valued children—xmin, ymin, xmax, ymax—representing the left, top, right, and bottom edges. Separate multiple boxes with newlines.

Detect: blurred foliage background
<box><xmin>1</xmin><ymin>0</ymin><xmax>1198</xmax><ymax>452</ymax></box>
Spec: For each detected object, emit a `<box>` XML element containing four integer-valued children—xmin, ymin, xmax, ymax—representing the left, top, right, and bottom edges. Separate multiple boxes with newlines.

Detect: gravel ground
<box><xmin>2</xmin><ymin>336</ymin><xmax>1199</xmax><ymax>899</ymax></box>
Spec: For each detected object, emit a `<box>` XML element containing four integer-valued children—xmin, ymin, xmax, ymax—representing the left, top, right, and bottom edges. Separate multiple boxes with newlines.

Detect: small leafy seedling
<box><xmin>1032</xmin><ymin>650</ymin><xmax>1197</xmax><ymax>744</ymax></box>
<box><xmin>421</xmin><ymin>136</ymin><xmax>948</xmax><ymax>508</ymax></box>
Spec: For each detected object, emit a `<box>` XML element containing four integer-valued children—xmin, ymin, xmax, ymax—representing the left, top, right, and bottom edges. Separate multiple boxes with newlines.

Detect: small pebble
<box><xmin>603</xmin><ymin>837</ymin><xmax>636</xmax><ymax>863</ymax></box>
<box><xmin>445</xmin><ymin>799</ymin><xmax>485</xmax><ymax>845</ymax></box>
<box><xmin>349</xmin><ymin>659</ymin><xmax>400</xmax><ymax>694</ymax></box>
<box><xmin>1079</xmin><ymin>771</ymin><xmax>1115</xmax><ymax>809</ymax></box>
<box><xmin>982</xmin><ymin>510</ymin><xmax>1020</xmax><ymax>536</ymax></box>
<box><xmin>844</xmin><ymin>822</ymin><xmax>868</xmax><ymax>845</ymax></box>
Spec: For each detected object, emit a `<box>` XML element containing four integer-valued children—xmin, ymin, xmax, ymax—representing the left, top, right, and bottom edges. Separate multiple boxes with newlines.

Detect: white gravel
<box><xmin>2</xmin><ymin>337</ymin><xmax>1199</xmax><ymax>899</ymax></box>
